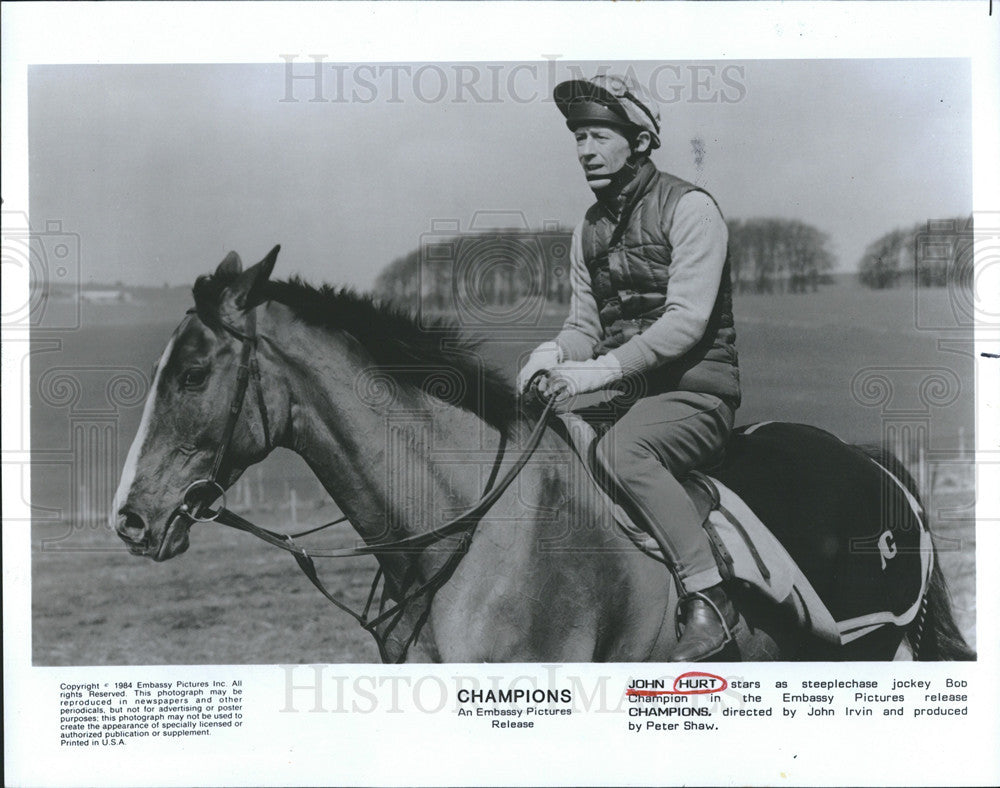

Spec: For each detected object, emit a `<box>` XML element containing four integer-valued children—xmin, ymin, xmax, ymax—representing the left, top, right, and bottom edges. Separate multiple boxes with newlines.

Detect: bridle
<box><xmin>175</xmin><ymin>305</ymin><xmax>271</xmax><ymax>525</ymax></box>
<box><xmin>169</xmin><ymin>304</ymin><xmax>556</xmax><ymax>663</ymax></box>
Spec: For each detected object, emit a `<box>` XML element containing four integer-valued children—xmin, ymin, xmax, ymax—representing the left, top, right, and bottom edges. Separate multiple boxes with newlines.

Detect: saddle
<box><xmin>555</xmin><ymin>415</ymin><xmax>933</xmax><ymax>646</ymax></box>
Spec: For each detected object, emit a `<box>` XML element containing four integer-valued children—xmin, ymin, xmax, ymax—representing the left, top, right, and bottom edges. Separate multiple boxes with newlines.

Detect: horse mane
<box><xmin>193</xmin><ymin>271</ymin><xmax>522</xmax><ymax>432</ymax></box>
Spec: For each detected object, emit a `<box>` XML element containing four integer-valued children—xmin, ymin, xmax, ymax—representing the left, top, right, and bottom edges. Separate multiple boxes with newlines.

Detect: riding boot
<box><xmin>669</xmin><ymin>583</ymin><xmax>739</xmax><ymax>662</ymax></box>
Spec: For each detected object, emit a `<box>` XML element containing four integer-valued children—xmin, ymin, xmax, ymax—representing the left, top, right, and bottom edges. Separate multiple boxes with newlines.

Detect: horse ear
<box><xmin>225</xmin><ymin>244</ymin><xmax>280</xmax><ymax>311</ymax></box>
<box><xmin>215</xmin><ymin>251</ymin><xmax>243</xmax><ymax>278</ymax></box>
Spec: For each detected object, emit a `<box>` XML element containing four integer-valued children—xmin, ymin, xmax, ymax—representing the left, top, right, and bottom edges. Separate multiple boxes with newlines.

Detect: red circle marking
<box><xmin>625</xmin><ymin>672</ymin><xmax>728</xmax><ymax>696</ymax></box>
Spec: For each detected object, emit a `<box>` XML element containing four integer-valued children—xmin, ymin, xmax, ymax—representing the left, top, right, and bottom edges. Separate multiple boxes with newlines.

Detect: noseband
<box><xmin>171</xmin><ymin>305</ymin><xmax>556</xmax><ymax>663</ymax></box>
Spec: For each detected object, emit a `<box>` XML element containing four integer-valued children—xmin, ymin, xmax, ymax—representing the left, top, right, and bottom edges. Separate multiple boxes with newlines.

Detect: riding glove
<box><xmin>541</xmin><ymin>354</ymin><xmax>624</xmax><ymax>403</ymax></box>
<box><xmin>517</xmin><ymin>341</ymin><xmax>564</xmax><ymax>393</ymax></box>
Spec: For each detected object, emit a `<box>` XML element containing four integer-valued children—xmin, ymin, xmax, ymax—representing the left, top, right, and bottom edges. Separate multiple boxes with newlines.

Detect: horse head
<box><xmin>112</xmin><ymin>246</ymin><xmax>281</xmax><ymax>561</ymax></box>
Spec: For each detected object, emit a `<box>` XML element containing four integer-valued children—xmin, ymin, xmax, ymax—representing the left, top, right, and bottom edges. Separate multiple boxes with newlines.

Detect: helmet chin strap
<box><xmin>593</xmin><ymin>152</ymin><xmax>642</xmax><ymax>202</ymax></box>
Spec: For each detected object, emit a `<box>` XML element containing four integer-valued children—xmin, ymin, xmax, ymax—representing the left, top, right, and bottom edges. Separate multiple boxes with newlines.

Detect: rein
<box><xmin>174</xmin><ymin>306</ymin><xmax>556</xmax><ymax>663</ymax></box>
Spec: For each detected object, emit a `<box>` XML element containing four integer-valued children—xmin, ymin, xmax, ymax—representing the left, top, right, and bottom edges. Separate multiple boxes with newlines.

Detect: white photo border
<box><xmin>3</xmin><ymin>2</ymin><xmax>999</xmax><ymax>787</ymax></box>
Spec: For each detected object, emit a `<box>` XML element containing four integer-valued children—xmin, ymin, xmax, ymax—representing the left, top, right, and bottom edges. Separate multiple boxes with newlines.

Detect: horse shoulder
<box><xmin>429</xmin><ymin>429</ymin><xmax>671</xmax><ymax>661</ymax></box>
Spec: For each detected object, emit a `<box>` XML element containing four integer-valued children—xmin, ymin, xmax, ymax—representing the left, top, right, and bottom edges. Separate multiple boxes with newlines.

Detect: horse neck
<box><xmin>259</xmin><ymin>311</ymin><xmax>675</xmax><ymax>661</ymax></box>
<box><xmin>264</xmin><ymin>311</ymin><xmax>504</xmax><ymax>578</ymax></box>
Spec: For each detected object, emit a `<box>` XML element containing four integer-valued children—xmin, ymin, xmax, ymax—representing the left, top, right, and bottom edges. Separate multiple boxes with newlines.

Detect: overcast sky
<box><xmin>29</xmin><ymin>58</ymin><xmax>971</xmax><ymax>289</ymax></box>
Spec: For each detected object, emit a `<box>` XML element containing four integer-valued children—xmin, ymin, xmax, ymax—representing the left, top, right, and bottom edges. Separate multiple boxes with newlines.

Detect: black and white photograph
<box><xmin>4</xmin><ymin>3</ymin><xmax>999</xmax><ymax>786</ymax></box>
<box><xmin>24</xmin><ymin>59</ymin><xmax>979</xmax><ymax>665</ymax></box>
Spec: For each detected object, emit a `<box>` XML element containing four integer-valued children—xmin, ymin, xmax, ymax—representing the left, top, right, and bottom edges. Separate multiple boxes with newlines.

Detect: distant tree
<box><xmin>727</xmin><ymin>218</ymin><xmax>835</xmax><ymax>294</ymax></box>
<box><xmin>858</xmin><ymin>227</ymin><xmax>907</xmax><ymax>289</ymax></box>
<box><xmin>374</xmin><ymin>248</ymin><xmax>424</xmax><ymax>310</ymax></box>
<box><xmin>858</xmin><ymin>216</ymin><xmax>971</xmax><ymax>289</ymax></box>
<box><xmin>787</xmin><ymin>222</ymin><xmax>835</xmax><ymax>293</ymax></box>
<box><xmin>914</xmin><ymin>216</ymin><xmax>972</xmax><ymax>289</ymax></box>
<box><xmin>373</xmin><ymin>229</ymin><xmax>574</xmax><ymax>314</ymax></box>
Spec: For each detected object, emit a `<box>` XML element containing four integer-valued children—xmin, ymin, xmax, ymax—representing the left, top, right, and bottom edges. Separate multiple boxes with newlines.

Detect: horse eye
<box><xmin>181</xmin><ymin>367</ymin><xmax>209</xmax><ymax>389</ymax></box>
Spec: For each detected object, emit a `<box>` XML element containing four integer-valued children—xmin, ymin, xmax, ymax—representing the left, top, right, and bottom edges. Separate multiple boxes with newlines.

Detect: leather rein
<box><xmin>172</xmin><ymin>306</ymin><xmax>556</xmax><ymax>663</ymax></box>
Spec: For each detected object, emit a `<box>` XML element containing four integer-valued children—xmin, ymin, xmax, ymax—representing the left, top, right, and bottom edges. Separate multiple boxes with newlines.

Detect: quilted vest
<box><xmin>581</xmin><ymin>160</ymin><xmax>740</xmax><ymax>404</ymax></box>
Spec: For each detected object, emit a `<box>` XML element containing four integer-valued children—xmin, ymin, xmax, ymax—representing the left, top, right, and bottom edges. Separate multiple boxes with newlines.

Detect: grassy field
<box><xmin>29</xmin><ymin>281</ymin><xmax>976</xmax><ymax>663</ymax></box>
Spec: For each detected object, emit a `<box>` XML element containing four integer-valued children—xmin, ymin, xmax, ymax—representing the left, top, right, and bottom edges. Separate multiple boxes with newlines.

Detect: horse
<box><xmin>112</xmin><ymin>246</ymin><xmax>974</xmax><ymax>662</ymax></box>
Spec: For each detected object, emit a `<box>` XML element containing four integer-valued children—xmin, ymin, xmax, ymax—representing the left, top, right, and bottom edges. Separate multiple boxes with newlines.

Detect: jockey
<box><xmin>518</xmin><ymin>73</ymin><xmax>741</xmax><ymax>661</ymax></box>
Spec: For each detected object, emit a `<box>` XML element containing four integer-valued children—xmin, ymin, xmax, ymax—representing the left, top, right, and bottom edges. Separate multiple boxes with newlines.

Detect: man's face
<box><xmin>574</xmin><ymin>124</ymin><xmax>632</xmax><ymax>190</ymax></box>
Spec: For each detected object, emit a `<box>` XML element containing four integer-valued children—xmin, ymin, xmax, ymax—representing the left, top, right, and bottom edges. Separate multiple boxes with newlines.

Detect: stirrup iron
<box><xmin>674</xmin><ymin>589</ymin><xmax>735</xmax><ymax>645</ymax></box>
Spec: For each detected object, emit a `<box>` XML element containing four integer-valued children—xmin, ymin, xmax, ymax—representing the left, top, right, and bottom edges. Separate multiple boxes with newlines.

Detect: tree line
<box><xmin>373</xmin><ymin>214</ymin><xmax>974</xmax><ymax>309</ymax></box>
<box><xmin>374</xmin><ymin>230</ymin><xmax>574</xmax><ymax>313</ymax></box>
<box><xmin>374</xmin><ymin>217</ymin><xmax>838</xmax><ymax>310</ymax></box>
<box><xmin>727</xmin><ymin>219</ymin><xmax>836</xmax><ymax>294</ymax></box>
<box><xmin>857</xmin><ymin>216</ymin><xmax>973</xmax><ymax>290</ymax></box>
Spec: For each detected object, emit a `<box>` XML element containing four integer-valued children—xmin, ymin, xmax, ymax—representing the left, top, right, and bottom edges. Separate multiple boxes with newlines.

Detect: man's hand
<box><xmin>539</xmin><ymin>354</ymin><xmax>623</xmax><ymax>405</ymax></box>
<box><xmin>517</xmin><ymin>341</ymin><xmax>563</xmax><ymax>393</ymax></box>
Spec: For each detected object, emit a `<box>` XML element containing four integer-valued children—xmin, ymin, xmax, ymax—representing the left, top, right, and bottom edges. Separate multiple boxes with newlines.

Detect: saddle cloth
<box><xmin>556</xmin><ymin>415</ymin><xmax>934</xmax><ymax>645</ymax></box>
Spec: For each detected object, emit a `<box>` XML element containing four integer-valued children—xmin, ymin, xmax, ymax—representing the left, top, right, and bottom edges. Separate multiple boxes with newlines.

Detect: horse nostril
<box><xmin>117</xmin><ymin>509</ymin><xmax>147</xmax><ymax>542</ymax></box>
